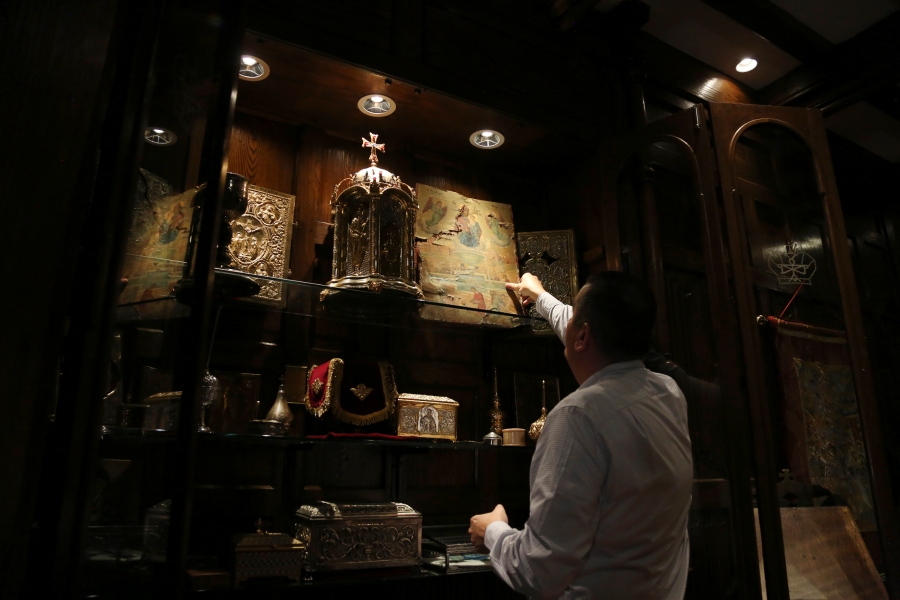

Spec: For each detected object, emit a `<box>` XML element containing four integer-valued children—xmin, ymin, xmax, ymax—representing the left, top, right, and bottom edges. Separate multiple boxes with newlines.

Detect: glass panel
<box><xmin>733</xmin><ymin>124</ymin><xmax>878</xmax><ymax>592</ymax></box>
<box><xmin>616</xmin><ymin>139</ymin><xmax>739</xmax><ymax>596</ymax></box>
<box><xmin>81</xmin><ymin>1</ymin><xmax>227</xmax><ymax>594</ymax></box>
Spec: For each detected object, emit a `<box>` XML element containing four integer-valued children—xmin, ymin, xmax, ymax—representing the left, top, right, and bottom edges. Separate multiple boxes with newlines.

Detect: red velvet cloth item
<box><xmin>307</xmin><ymin>362</ymin><xmax>332</xmax><ymax>410</ymax></box>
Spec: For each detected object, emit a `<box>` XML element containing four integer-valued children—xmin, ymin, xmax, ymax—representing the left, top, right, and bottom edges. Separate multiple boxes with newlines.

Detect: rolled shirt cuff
<box><xmin>484</xmin><ymin>520</ymin><xmax>514</xmax><ymax>553</ymax></box>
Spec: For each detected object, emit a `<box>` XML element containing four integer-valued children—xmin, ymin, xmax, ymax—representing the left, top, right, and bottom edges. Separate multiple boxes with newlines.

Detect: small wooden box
<box><xmin>294</xmin><ymin>502</ymin><xmax>422</xmax><ymax>574</ymax></box>
<box><xmin>232</xmin><ymin>531</ymin><xmax>306</xmax><ymax>586</ymax></box>
<box><xmin>396</xmin><ymin>394</ymin><xmax>458</xmax><ymax>441</ymax></box>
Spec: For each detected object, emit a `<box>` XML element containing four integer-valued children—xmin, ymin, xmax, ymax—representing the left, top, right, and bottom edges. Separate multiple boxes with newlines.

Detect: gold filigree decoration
<box><xmin>227</xmin><ymin>184</ymin><xmax>296</xmax><ymax>306</ymax></box>
<box><xmin>350</xmin><ymin>384</ymin><xmax>373</xmax><ymax>401</ymax></box>
<box><xmin>312</xmin><ymin>378</ymin><xmax>324</xmax><ymax>395</ymax></box>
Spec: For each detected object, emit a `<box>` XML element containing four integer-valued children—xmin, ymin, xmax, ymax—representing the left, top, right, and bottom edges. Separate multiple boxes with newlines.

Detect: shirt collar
<box><xmin>578</xmin><ymin>359</ymin><xmax>645</xmax><ymax>390</ymax></box>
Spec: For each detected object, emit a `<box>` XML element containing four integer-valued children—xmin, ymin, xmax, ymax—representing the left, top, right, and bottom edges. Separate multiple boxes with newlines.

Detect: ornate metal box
<box><xmin>232</xmin><ymin>529</ymin><xmax>306</xmax><ymax>586</ymax></box>
<box><xmin>293</xmin><ymin>501</ymin><xmax>422</xmax><ymax>573</ymax></box>
<box><xmin>396</xmin><ymin>394</ymin><xmax>458</xmax><ymax>441</ymax></box>
<box><xmin>326</xmin><ymin>134</ymin><xmax>422</xmax><ymax>298</ymax></box>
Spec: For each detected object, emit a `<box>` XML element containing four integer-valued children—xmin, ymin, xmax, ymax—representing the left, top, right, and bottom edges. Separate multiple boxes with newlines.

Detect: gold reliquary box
<box><xmin>396</xmin><ymin>394</ymin><xmax>458</xmax><ymax>441</ymax></box>
<box><xmin>293</xmin><ymin>502</ymin><xmax>422</xmax><ymax>574</ymax></box>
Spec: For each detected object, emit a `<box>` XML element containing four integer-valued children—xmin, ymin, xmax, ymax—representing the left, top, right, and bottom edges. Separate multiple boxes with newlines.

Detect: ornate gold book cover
<box><xmin>517</xmin><ymin>230</ymin><xmax>578</xmax><ymax>333</ymax></box>
<box><xmin>227</xmin><ymin>184</ymin><xmax>295</xmax><ymax>307</ymax></box>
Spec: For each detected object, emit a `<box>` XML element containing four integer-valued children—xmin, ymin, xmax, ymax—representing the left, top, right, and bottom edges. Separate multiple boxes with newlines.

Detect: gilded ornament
<box><xmin>350</xmin><ymin>383</ymin><xmax>373</xmax><ymax>401</ymax></box>
<box><xmin>312</xmin><ymin>378</ymin><xmax>324</xmax><ymax>395</ymax></box>
<box><xmin>489</xmin><ymin>367</ymin><xmax>505</xmax><ymax>435</ymax></box>
<box><xmin>528</xmin><ymin>379</ymin><xmax>548</xmax><ymax>441</ymax></box>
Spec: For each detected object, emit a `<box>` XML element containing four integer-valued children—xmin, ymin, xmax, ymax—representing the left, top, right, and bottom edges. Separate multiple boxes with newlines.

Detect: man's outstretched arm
<box><xmin>506</xmin><ymin>273</ymin><xmax>572</xmax><ymax>344</ymax></box>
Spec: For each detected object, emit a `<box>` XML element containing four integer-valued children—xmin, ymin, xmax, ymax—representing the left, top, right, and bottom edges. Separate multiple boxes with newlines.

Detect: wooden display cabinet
<box><xmin>32</xmin><ymin>1</ymin><xmax>898</xmax><ymax>599</ymax></box>
<box><xmin>593</xmin><ymin>102</ymin><xmax>899</xmax><ymax>599</ymax></box>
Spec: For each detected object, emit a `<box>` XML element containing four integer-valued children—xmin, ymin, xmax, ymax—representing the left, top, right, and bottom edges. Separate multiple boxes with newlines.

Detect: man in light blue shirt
<box><xmin>469</xmin><ymin>272</ymin><xmax>692</xmax><ymax>600</ymax></box>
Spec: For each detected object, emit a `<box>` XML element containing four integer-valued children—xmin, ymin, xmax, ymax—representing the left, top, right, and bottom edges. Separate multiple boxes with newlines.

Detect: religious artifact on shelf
<box><xmin>501</xmin><ymin>428</ymin><xmax>526</xmax><ymax>447</ymax></box>
<box><xmin>528</xmin><ymin>380</ymin><xmax>549</xmax><ymax>441</ymax></box>
<box><xmin>142</xmin><ymin>499</ymin><xmax>170</xmax><ymax>563</ymax></box>
<box><xmin>117</xmin><ymin>391</ymin><xmax>180</xmax><ymax>431</ymax></box>
<box><xmin>323</xmin><ymin>133</ymin><xmax>422</xmax><ymax>305</ymax></box>
<box><xmin>416</xmin><ymin>184</ymin><xmax>522</xmax><ymax>327</ymax></box>
<box><xmin>263</xmin><ymin>377</ymin><xmax>293</xmax><ymax>434</ymax></box>
<box><xmin>198</xmin><ymin>370</ymin><xmax>219</xmax><ymax>433</ymax></box>
<box><xmin>764</xmin><ymin>316</ymin><xmax>876</xmax><ymax>532</ymax></box>
<box><xmin>208</xmin><ymin>371</ymin><xmax>261</xmax><ymax>434</ymax></box>
<box><xmin>514</xmin><ymin>372</ymin><xmax>560</xmax><ymax>431</ymax></box>
<box><xmin>119</xmin><ymin>169</ymin><xmax>196</xmax><ymax>308</ymax></box>
<box><xmin>516</xmin><ymin>230</ymin><xmax>578</xmax><ymax>333</ymax></box>
<box><xmin>293</xmin><ymin>501</ymin><xmax>422</xmax><ymax>574</ymax></box>
<box><xmin>396</xmin><ymin>394</ymin><xmax>459</xmax><ymax>441</ymax></box>
<box><xmin>488</xmin><ymin>367</ymin><xmax>505</xmax><ymax>436</ymax></box>
<box><xmin>175</xmin><ymin>172</ymin><xmax>261</xmax><ymax>303</ymax></box>
<box><xmin>303</xmin><ymin>358</ymin><xmax>398</xmax><ymax>426</ymax></box>
<box><xmin>233</xmin><ymin>519</ymin><xmax>306</xmax><ymax>586</ymax></box>
<box><xmin>226</xmin><ymin>184</ymin><xmax>295</xmax><ymax>307</ymax></box>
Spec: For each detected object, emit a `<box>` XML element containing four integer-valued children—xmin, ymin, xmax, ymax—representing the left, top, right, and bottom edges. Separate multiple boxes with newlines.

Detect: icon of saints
<box><xmin>421</xmin><ymin>197</ymin><xmax>447</xmax><ymax>230</ymax></box>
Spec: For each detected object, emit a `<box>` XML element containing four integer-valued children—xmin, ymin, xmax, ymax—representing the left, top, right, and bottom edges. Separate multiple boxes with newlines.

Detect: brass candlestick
<box><xmin>488</xmin><ymin>367</ymin><xmax>505</xmax><ymax>435</ymax></box>
<box><xmin>528</xmin><ymin>380</ymin><xmax>548</xmax><ymax>441</ymax></box>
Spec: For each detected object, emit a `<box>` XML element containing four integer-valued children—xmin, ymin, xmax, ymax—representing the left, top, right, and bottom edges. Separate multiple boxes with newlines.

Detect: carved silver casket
<box><xmin>293</xmin><ymin>501</ymin><xmax>422</xmax><ymax>573</ymax></box>
<box><xmin>326</xmin><ymin>134</ymin><xmax>422</xmax><ymax>298</ymax></box>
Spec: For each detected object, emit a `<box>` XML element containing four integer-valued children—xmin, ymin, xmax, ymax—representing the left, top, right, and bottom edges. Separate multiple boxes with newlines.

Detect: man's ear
<box><xmin>573</xmin><ymin>322</ymin><xmax>591</xmax><ymax>352</ymax></box>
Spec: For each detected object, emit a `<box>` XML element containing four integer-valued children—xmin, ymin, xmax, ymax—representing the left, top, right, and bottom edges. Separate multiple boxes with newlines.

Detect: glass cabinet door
<box><xmin>597</xmin><ymin>105</ymin><xmax>761</xmax><ymax>600</ymax></box>
<box><xmin>710</xmin><ymin>102</ymin><xmax>900</xmax><ymax>600</ymax></box>
<box><xmin>62</xmin><ymin>0</ymin><xmax>245</xmax><ymax>594</ymax></box>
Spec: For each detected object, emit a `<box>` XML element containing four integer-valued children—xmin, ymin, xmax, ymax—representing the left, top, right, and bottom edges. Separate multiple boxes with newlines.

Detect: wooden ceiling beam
<box><xmin>698</xmin><ymin>0</ymin><xmax>832</xmax><ymax>65</ymax></box>
<box><xmin>759</xmin><ymin>11</ymin><xmax>900</xmax><ymax>110</ymax></box>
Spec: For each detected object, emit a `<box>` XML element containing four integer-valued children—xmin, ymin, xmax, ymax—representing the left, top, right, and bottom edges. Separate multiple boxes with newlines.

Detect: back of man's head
<box><xmin>576</xmin><ymin>272</ymin><xmax>657</xmax><ymax>362</ymax></box>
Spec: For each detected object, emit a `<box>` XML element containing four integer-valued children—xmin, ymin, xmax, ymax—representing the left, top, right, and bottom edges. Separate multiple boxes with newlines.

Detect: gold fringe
<box><xmin>332</xmin><ymin>361</ymin><xmax>398</xmax><ymax>426</ymax></box>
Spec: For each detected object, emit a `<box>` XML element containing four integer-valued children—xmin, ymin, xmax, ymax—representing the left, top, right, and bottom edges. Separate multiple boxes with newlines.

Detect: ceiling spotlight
<box><xmin>358</xmin><ymin>94</ymin><xmax>396</xmax><ymax>117</ymax></box>
<box><xmin>735</xmin><ymin>58</ymin><xmax>757</xmax><ymax>73</ymax></box>
<box><xmin>239</xmin><ymin>55</ymin><xmax>269</xmax><ymax>81</ymax></box>
<box><xmin>144</xmin><ymin>127</ymin><xmax>177</xmax><ymax>146</ymax></box>
<box><xmin>470</xmin><ymin>130</ymin><xmax>504</xmax><ymax>149</ymax></box>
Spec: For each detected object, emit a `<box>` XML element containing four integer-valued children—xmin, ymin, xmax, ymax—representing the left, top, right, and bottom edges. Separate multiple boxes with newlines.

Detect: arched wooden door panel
<box><xmin>597</xmin><ymin>106</ymin><xmax>760</xmax><ymax>600</ymax></box>
<box><xmin>709</xmin><ymin>102</ymin><xmax>900</xmax><ymax>600</ymax></box>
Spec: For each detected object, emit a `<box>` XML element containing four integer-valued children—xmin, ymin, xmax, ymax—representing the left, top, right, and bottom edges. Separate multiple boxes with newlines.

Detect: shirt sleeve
<box><xmin>534</xmin><ymin>292</ymin><xmax>572</xmax><ymax>345</ymax></box>
<box><xmin>486</xmin><ymin>405</ymin><xmax>608</xmax><ymax>599</ymax></box>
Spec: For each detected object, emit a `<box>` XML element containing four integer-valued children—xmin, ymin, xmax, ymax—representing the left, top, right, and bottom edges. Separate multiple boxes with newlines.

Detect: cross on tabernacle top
<box><xmin>361</xmin><ymin>132</ymin><xmax>385</xmax><ymax>166</ymax></box>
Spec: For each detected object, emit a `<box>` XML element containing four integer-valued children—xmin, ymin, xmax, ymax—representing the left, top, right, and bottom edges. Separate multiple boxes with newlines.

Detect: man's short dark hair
<box><xmin>574</xmin><ymin>272</ymin><xmax>657</xmax><ymax>361</ymax></box>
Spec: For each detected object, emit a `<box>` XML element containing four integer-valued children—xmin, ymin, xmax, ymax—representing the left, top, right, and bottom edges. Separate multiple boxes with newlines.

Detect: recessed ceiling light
<box><xmin>144</xmin><ymin>127</ymin><xmax>177</xmax><ymax>146</ymax></box>
<box><xmin>239</xmin><ymin>55</ymin><xmax>269</xmax><ymax>81</ymax></box>
<box><xmin>358</xmin><ymin>94</ymin><xmax>396</xmax><ymax>117</ymax></box>
<box><xmin>470</xmin><ymin>130</ymin><xmax>504</xmax><ymax>149</ymax></box>
<box><xmin>736</xmin><ymin>58</ymin><xmax>757</xmax><ymax>73</ymax></box>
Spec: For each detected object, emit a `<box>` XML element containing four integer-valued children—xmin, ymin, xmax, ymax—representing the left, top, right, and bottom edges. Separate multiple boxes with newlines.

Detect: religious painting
<box><xmin>770</xmin><ymin>317</ymin><xmax>876</xmax><ymax>532</ymax></box>
<box><xmin>226</xmin><ymin>184</ymin><xmax>295</xmax><ymax>307</ymax></box>
<box><xmin>119</xmin><ymin>169</ymin><xmax>196</xmax><ymax>306</ymax></box>
<box><xmin>415</xmin><ymin>184</ymin><xmax>522</xmax><ymax>327</ymax></box>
